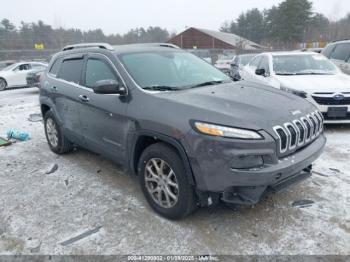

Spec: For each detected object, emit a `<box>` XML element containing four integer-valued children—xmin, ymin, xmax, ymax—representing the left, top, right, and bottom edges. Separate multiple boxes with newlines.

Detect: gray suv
<box><xmin>322</xmin><ymin>40</ymin><xmax>350</xmax><ymax>75</ymax></box>
<box><xmin>40</xmin><ymin>43</ymin><xmax>326</xmax><ymax>219</ymax></box>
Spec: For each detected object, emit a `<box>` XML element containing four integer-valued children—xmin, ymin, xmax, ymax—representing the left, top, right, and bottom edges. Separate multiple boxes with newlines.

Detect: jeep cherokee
<box><xmin>40</xmin><ymin>43</ymin><xmax>326</xmax><ymax>219</ymax></box>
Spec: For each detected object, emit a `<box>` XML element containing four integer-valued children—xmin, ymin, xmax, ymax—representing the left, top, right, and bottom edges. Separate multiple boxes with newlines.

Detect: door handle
<box><xmin>51</xmin><ymin>86</ymin><xmax>57</xmax><ymax>92</ymax></box>
<box><xmin>78</xmin><ymin>95</ymin><xmax>90</xmax><ymax>102</ymax></box>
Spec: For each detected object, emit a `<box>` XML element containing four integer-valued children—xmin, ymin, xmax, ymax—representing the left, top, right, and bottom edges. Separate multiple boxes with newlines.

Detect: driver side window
<box><xmin>85</xmin><ymin>58</ymin><xmax>118</xmax><ymax>88</ymax></box>
<box><xmin>248</xmin><ymin>57</ymin><xmax>262</xmax><ymax>71</ymax></box>
<box><xmin>15</xmin><ymin>64</ymin><xmax>30</xmax><ymax>71</ymax></box>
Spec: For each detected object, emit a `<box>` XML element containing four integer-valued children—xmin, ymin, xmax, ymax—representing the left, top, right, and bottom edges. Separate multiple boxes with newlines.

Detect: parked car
<box><xmin>188</xmin><ymin>49</ymin><xmax>213</xmax><ymax>64</ymax></box>
<box><xmin>26</xmin><ymin>68</ymin><xmax>46</xmax><ymax>88</ymax></box>
<box><xmin>0</xmin><ymin>60</ymin><xmax>16</xmax><ymax>70</ymax></box>
<box><xmin>230</xmin><ymin>53</ymin><xmax>256</xmax><ymax>81</ymax></box>
<box><xmin>40</xmin><ymin>43</ymin><xmax>325</xmax><ymax>219</ymax></box>
<box><xmin>241</xmin><ymin>51</ymin><xmax>350</xmax><ymax>123</ymax></box>
<box><xmin>322</xmin><ymin>39</ymin><xmax>350</xmax><ymax>75</ymax></box>
<box><xmin>0</xmin><ymin>61</ymin><xmax>47</xmax><ymax>91</ymax></box>
<box><xmin>300</xmin><ymin>47</ymin><xmax>323</xmax><ymax>53</ymax></box>
<box><xmin>214</xmin><ymin>55</ymin><xmax>235</xmax><ymax>74</ymax></box>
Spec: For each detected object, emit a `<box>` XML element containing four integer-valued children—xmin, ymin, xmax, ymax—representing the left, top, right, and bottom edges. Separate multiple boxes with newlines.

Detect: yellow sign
<box><xmin>34</xmin><ymin>43</ymin><xmax>45</xmax><ymax>50</ymax></box>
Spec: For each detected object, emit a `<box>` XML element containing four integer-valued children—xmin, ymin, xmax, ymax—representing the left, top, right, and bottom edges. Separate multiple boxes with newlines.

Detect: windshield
<box><xmin>1</xmin><ymin>63</ymin><xmax>17</xmax><ymax>71</ymax></box>
<box><xmin>0</xmin><ymin>63</ymin><xmax>13</xmax><ymax>70</ymax></box>
<box><xmin>239</xmin><ymin>55</ymin><xmax>255</xmax><ymax>66</ymax></box>
<box><xmin>119</xmin><ymin>51</ymin><xmax>231</xmax><ymax>90</ymax></box>
<box><xmin>273</xmin><ymin>54</ymin><xmax>338</xmax><ymax>75</ymax></box>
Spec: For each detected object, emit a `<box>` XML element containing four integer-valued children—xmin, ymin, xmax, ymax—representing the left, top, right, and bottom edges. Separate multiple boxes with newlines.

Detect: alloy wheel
<box><xmin>144</xmin><ymin>158</ymin><xmax>179</xmax><ymax>208</ymax></box>
<box><xmin>46</xmin><ymin>118</ymin><xmax>58</xmax><ymax>148</ymax></box>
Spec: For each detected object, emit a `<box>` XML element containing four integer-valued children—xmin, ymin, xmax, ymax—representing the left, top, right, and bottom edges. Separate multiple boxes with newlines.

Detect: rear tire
<box><xmin>0</xmin><ymin>78</ymin><xmax>7</xmax><ymax>91</ymax></box>
<box><xmin>44</xmin><ymin>110</ymin><xmax>72</xmax><ymax>154</ymax></box>
<box><xmin>138</xmin><ymin>143</ymin><xmax>197</xmax><ymax>219</ymax></box>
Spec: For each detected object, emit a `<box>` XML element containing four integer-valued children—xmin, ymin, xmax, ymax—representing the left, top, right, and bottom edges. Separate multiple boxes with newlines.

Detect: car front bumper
<box><xmin>307</xmin><ymin>97</ymin><xmax>350</xmax><ymax>124</ymax></box>
<box><xmin>185</xmin><ymin>131</ymin><xmax>326</xmax><ymax>204</ymax></box>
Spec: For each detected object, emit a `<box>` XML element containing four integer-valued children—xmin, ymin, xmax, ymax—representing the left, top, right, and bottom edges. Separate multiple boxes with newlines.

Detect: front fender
<box><xmin>129</xmin><ymin>129</ymin><xmax>196</xmax><ymax>186</ymax></box>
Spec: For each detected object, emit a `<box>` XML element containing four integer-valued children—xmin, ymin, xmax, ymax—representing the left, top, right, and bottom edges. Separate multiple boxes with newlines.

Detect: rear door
<box><xmin>78</xmin><ymin>53</ymin><xmax>129</xmax><ymax>163</ymax></box>
<box><xmin>328</xmin><ymin>43</ymin><xmax>350</xmax><ymax>74</ymax></box>
<box><xmin>7</xmin><ymin>63</ymin><xmax>31</xmax><ymax>86</ymax></box>
<box><xmin>51</xmin><ymin>54</ymin><xmax>86</xmax><ymax>143</ymax></box>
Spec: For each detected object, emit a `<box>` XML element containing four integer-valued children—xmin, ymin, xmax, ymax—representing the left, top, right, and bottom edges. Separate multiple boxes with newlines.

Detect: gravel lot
<box><xmin>0</xmin><ymin>88</ymin><xmax>349</xmax><ymax>255</ymax></box>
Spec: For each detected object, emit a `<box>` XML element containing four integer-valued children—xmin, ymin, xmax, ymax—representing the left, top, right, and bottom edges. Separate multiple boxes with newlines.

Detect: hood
<box><xmin>275</xmin><ymin>73</ymin><xmax>350</xmax><ymax>93</ymax></box>
<box><xmin>0</xmin><ymin>70</ymin><xmax>12</xmax><ymax>77</ymax></box>
<box><xmin>154</xmin><ymin>81</ymin><xmax>317</xmax><ymax>132</ymax></box>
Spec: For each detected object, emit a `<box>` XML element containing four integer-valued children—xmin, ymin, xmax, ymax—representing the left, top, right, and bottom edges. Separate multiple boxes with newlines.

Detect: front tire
<box><xmin>138</xmin><ymin>143</ymin><xmax>197</xmax><ymax>219</ymax></box>
<box><xmin>0</xmin><ymin>78</ymin><xmax>7</xmax><ymax>91</ymax></box>
<box><xmin>44</xmin><ymin>110</ymin><xmax>72</xmax><ymax>154</ymax></box>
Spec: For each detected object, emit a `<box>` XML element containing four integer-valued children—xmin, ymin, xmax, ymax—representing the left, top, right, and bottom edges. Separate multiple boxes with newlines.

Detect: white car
<box><xmin>0</xmin><ymin>62</ymin><xmax>47</xmax><ymax>91</ymax></box>
<box><xmin>241</xmin><ymin>52</ymin><xmax>350</xmax><ymax>124</ymax></box>
<box><xmin>214</xmin><ymin>56</ymin><xmax>235</xmax><ymax>74</ymax></box>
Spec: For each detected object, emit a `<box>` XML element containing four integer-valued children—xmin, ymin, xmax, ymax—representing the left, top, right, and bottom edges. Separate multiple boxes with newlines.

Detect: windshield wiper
<box><xmin>188</xmin><ymin>80</ymin><xmax>226</xmax><ymax>89</ymax></box>
<box><xmin>276</xmin><ymin>71</ymin><xmax>333</xmax><ymax>76</ymax></box>
<box><xmin>295</xmin><ymin>72</ymin><xmax>332</xmax><ymax>75</ymax></box>
<box><xmin>143</xmin><ymin>85</ymin><xmax>180</xmax><ymax>91</ymax></box>
<box><xmin>276</xmin><ymin>72</ymin><xmax>297</xmax><ymax>76</ymax></box>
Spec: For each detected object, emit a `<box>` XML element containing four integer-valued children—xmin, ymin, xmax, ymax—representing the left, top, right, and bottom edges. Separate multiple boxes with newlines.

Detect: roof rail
<box><xmin>156</xmin><ymin>43</ymin><xmax>180</xmax><ymax>49</ymax></box>
<box><xmin>61</xmin><ymin>43</ymin><xmax>114</xmax><ymax>51</ymax></box>
<box><xmin>331</xmin><ymin>38</ymin><xmax>350</xmax><ymax>43</ymax></box>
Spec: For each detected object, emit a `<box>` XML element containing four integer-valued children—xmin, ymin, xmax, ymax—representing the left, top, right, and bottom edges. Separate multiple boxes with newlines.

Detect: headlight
<box><xmin>280</xmin><ymin>86</ymin><xmax>307</xmax><ymax>98</ymax></box>
<box><xmin>193</xmin><ymin>121</ymin><xmax>263</xmax><ymax>139</ymax></box>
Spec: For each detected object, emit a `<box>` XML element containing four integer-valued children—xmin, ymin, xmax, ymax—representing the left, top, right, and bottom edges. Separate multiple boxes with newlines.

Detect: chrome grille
<box><xmin>274</xmin><ymin>111</ymin><xmax>323</xmax><ymax>155</ymax></box>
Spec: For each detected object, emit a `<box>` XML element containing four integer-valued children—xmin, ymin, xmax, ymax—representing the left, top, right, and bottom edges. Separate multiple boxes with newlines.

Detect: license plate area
<box><xmin>327</xmin><ymin>107</ymin><xmax>348</xmax><ymax>118</ymax></box>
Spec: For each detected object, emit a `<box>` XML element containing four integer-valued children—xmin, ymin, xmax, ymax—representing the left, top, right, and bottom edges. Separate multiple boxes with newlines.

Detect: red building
<box><xmin>168</xmin><ymin>27</ymin><xmax>262</xmax><ymax>50</ymax></box>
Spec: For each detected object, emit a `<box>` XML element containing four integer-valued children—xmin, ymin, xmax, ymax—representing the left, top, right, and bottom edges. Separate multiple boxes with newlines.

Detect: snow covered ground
<box><xmin>0</xmin><ymin>88</ymin><xmax>349</xmax><ymax>255</ymax></box>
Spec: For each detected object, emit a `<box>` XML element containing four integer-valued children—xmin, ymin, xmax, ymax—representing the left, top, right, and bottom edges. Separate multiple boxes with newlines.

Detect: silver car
<box><xmin>322</xmin><ymin>40</ymin><xmax>350</xmax><ymax>75</ymax></box>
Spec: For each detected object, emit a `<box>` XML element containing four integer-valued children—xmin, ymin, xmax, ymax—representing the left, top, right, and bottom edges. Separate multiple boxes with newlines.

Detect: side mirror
<box><xmin>92</xmin><ymin>79</ymin><xmax>126</xmax><ymax>95</ymax></box>
<box><xmin>231</xmin><ymin>63</ymin><xmax>238</xmax><ymax>68</ymax></box>
<box><xmin>255</xmin><ymin>68</ymin><xmax>266</xmax><ymax>76</ymax></box>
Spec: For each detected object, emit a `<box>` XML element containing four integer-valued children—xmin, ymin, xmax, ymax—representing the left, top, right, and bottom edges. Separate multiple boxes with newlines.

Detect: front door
<box><xmin>78</xmin><ymin>54</ymin><xmax>129</xmax><ymax>163</ymax></box>
<box><xmin>8</xmin><ymin>63</ymin><xmax>31</xmax><ymax>86</ymax></box>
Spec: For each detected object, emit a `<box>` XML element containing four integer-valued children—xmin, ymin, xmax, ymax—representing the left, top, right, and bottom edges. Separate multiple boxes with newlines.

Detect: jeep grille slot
<box><xmin>302</xmin><ymin>118</ymin><xmax>311</xmax><ymax>140</ymax></box>
<box><xmin>273</xmin><ymin>111</ymin><xmax>323</xmax><ymax>156</ymax></box>
<box><xmin>313</xmin><ymin>112</ymin><xmax>322</xmax><ymax>133</ymax></box>
<box><xmin>275</xmin><ymin>127</ymin><xmax>288</xmax><ymax>153</ymax></box>
<box><xmin>286</xmin><ymin>124</ymin><xmax>297</xmax><ymax>148</ymax></box>
<box><xmin>294</xmin><ymin>121</ymin><xmax>305</xmax><ymax>144</ymax></box>
<box><xmin>308</xmin><ymin>115</ymin><xmax>317</xmax><ymax>137</ymax></box>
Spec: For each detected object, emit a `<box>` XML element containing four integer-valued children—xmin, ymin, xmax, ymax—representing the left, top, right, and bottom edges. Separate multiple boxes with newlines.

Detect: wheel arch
<box><xmin>130</xmin><ymin>131</ymin><xmax>196</xmax><ymax>186</ymax></box>
<box><xmin>41</xmin><ymin>103</ymin><xmax>51</xmax><ymax>117</ymax></box>
<box><xmin>0</xmin><ymin>77</ymin><xmax>7</xmax><ymax>88</ymax></box>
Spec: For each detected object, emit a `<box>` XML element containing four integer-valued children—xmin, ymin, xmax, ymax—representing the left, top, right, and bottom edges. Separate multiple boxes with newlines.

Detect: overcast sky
<box><xmin>2</xmin><ymin>0</ymin><xmax>349</xmax><ymax>35</ymax></box>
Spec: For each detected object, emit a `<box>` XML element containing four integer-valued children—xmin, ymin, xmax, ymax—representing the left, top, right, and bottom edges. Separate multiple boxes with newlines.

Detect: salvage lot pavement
<box><xmin>0</xmin><ymin>88</ymin><xmax>349</xmax><ymax>255</ymax></box>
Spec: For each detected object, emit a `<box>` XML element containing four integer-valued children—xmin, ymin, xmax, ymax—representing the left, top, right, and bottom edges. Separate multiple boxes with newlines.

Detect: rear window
<box><xmin>329</xmin><ymin>43</ymin><xmax>350</xmax><ymax>61</ymax></box>
<box><xmin>57</xmin><ymin>58</ymin><xmax>84</xmax><ymax>84</ymax></box>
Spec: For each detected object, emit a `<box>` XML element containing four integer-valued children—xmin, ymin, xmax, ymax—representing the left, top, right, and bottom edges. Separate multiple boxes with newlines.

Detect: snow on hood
<box><xmin>274</xmin><ymin>73</ymin><xmax>350</xmax><ymax>93</ymax></box>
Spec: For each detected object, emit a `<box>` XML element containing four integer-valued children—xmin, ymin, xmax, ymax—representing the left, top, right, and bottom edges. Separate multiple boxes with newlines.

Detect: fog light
<box><xmin>231</xmin><ymin>155</ymin><xmax>264</xmax><ymax>169</ymax></box>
